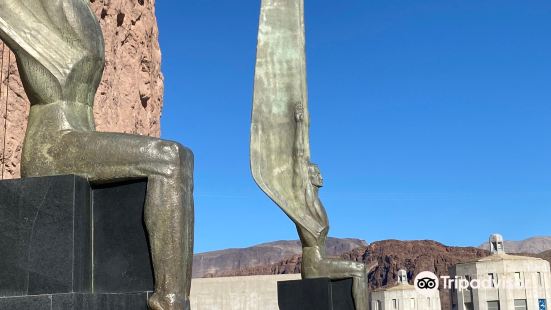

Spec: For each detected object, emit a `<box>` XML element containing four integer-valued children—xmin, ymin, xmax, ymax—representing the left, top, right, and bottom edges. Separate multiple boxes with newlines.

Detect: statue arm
<box><xmin>292</xmin><ymin>101</ymin><xmax>326</xmax><ymax>235</ymax></box>
<box><xmin>292</xmin><ymin>101</ymin><xmax>308</xmax><ymax>186</ymax></box>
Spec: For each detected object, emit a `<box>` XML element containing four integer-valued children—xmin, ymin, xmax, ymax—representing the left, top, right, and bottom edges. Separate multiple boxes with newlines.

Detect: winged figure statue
<box><xmin>251</xmin><ymin>1</ymin><xmax>376</xmax><ymax>309</ymax></box>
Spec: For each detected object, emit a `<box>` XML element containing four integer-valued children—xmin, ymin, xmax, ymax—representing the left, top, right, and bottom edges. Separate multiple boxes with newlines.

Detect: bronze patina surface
<box><xmin>0</xmin><ymin>1</ymin><xmax>193</xmax><ymax>309</ymax></box>
<box><xmin>250</xmin><ymin>0</ymin><xmax>375</xmax><ymax>309</ymax></box>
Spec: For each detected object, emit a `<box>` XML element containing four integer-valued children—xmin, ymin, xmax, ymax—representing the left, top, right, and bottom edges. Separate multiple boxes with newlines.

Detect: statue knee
<box><xmin>154</xmin><ymin>140</ymin><xmax>194</xmax><ymax>179</ymax></box>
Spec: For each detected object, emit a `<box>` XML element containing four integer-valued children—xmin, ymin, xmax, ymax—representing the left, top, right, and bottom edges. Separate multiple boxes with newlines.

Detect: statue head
<box><xmin>308</xmin><ymin>163</ymin><xmax>323</xmax><ymax>188</ymax></box>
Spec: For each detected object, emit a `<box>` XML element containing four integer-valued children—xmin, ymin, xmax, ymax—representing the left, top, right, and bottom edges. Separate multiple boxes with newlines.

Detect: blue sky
<box><xmin>157</xmin><ymin>1</ymin><xmax>551</xmax><ymax>253</ymax></box>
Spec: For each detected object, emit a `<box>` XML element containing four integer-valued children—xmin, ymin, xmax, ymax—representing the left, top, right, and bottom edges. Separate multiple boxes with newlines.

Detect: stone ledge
<box><xmin>0</xmin><ymin>292</ymin><xmax>151</xmax><ymax>310</ymax></box>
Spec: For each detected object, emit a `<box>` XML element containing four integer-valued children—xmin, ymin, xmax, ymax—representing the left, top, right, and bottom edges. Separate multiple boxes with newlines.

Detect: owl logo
<box><xmin>416</xmin><ymin>277</ymin><xmax>437</xmax><ymax>289</ymax></box>
<box><xmin>414</xmin><ymin>271</ymin><xmax>439</xmax><ymax>296</ymax></box>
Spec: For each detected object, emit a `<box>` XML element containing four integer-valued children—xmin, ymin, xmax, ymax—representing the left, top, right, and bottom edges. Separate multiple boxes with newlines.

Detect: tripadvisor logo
<box><xmin>414</xmin><ymin>271</ymin><xmax>439</xmax><ymax>296</ymax></box>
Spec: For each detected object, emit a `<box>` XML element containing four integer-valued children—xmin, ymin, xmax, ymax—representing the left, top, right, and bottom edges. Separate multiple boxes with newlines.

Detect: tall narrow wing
<box><xmin>251</xmin><ymin>0</ymin><xmax>323</xmax><ymax>234</ymax></box>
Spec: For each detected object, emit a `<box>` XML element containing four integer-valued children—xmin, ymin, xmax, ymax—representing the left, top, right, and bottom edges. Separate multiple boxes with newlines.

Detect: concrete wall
<box><xmin>190</xmin><ymin>274</ymin><xmax>301</xmax><ymax>310</ymax></box>
<box><xmin>371</xmin><ymin>287</ymin><xmax>441</xmax><ymax>310</ymax></box>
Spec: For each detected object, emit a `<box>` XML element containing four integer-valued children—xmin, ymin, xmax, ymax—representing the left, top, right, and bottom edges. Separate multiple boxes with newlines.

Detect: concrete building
<box><xmin>190</xmin><ymin>274</ymin><xmax>301</xmax><ymax>310</ymax></box>
<box><xmin>450</xmin><ymin>234</ymin><xmax>551</xmax><ymax>310</ymax></box>
<box><xmin>370</xmin><ymin>269</ymin><xmax>441</xmax><ymax>310</ymax></box>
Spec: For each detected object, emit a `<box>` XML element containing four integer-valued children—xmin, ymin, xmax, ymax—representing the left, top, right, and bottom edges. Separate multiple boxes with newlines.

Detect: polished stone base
<box><xmin>0</xmin><ymin>292</ymin><xmax>150</xmax><ymax>310</ymax></box>
<box><xmin>0</xmin><ymin>176</ymin><xmax>91</xmax><ymax>296</ymax></box>
<box><xmin>278</xmin><ymin>278</ymin><xmax>355</xmax><ymax>310</ymax></box>
<box><xmin>0</xmin><ymin>175</ymin><xmax>154</xmax><ymax>309</ymax></box>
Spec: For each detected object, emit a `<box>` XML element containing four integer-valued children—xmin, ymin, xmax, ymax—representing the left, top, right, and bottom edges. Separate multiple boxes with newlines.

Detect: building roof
<box><xmin>456</xmin><ymin>253</ymin><xmax>546</xmax><ymax>266</ymax></box>
<box><xmin>372</xmin><ymin>283</ymin><xmax>416</xmax><ymax>292</ymax></box>
<box><xmin>477</xmin><ymin>253</ymin><xmax>545</xmax><ymax>262</ymax></box>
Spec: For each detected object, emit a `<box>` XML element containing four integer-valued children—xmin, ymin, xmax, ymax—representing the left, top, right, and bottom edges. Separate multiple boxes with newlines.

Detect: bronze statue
<box><xmin>250</xmin><ymin>0</ymin><xmax>375</xmax><ymax>309</ymax></box>
<box><xmin>0</xmin><ymin>1</ymin><xmax>193</xmax><ymax>309</ymax></box>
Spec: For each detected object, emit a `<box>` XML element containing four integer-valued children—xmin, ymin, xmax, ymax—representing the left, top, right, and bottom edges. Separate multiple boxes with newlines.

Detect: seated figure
<box><xmin>294</xmin><ymin>106</ymin><xmax>375</xmax><ymax>310</ymax></box>
<box><xmin>0</xmin><ymin>1</ymin><xmax>193</xmax><ymax>309</ymax></box>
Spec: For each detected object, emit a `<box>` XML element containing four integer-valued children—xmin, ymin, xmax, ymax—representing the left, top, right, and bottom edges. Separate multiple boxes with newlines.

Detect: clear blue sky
<box><xmin>157</xmin><ymin>1</ymin><xmax>551</xmax><ymax>254</ymax></box>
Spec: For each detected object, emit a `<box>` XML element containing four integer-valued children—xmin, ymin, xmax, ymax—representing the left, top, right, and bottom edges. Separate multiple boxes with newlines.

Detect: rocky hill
<box><xmin>192</xmin><ymin>238</ymin><xmax>367</xmax><ymax>278</ymax></box>
<box><xmin>205</xmin><ymin>240</ymin><xmax>487</xmax><ymax>280</ymax></box>
<box><xmin>478</xmin><ymin>236</ymin><xmax>551</xmax><ymax>254</ymax></box>
<box><xmin>0</xmin><ymin>0</ymin><xmax>164</xmax><ymax>179</ymax></box>
<box><xmin>536</xmin><ymin>249</ymin><xmax>551</xmax><ymax>261</ymax></box>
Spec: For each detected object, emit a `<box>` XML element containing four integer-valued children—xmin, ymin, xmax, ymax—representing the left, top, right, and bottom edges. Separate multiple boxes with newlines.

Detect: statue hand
<box><xmin>295</xmin><ymin>102</ymin><xmax>304</xmax><ymax>122</ymax></box>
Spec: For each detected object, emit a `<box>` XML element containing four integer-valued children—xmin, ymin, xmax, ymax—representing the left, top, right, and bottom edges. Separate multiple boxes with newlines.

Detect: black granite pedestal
<box><xmin>278</xmin><ymin>278</ymin><xmax>355</xmax><ymax>310</ymax></box>
<box><xmin>0</xmin><ymin>292</ymin><xmax>151</xmax><ymax>310</ymax></box>
<box><xmin>0</xmin><ymin>175</ymin><xmax>154</xmax><ymax>309</ymax></box>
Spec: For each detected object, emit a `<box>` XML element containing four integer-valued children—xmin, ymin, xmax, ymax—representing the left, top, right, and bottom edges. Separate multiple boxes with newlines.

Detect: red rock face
<box><xmin>0</xmin><ymin>0</ymin><xmax>164</xmax><ymax>179</ymax></box>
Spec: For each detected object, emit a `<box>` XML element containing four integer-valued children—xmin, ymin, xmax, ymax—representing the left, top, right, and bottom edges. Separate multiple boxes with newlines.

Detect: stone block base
<box><xmin>278</xmin><ymin>277</ymin><xmax>355</xmax><ymax>310</ymax></box>
<box><xmin>0</xmin><ymin>175</ymin><xmax>153</xmax><ymax>296</ymax></box>
<box><xmin>0</xmin><ymin>175</ymin><xmax>154</xmax><ymax>309</ymax></box>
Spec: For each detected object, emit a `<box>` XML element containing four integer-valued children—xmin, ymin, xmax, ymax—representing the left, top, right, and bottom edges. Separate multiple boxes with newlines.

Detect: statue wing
<box><xmin>251</xmin><ymin>0</ymin><xmax>324</xmax><ymax>235</ymax></box>
<box><xmin>0</xmin><ymin>0</ymin><xmax>103</xmax><ymax>90</ymax></box>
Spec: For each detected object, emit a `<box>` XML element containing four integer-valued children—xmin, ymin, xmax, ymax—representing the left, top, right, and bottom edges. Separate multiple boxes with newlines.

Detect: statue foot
<box><xmin>148</xmin><ymin>293</ymin><xmax>190</xmax><ymax>310</ymax></box>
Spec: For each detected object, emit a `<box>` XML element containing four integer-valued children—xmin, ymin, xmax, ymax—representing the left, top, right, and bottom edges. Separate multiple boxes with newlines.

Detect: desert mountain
<box><xmin>192</xmin><ymin>238</ymin><xmax>367</xmax><ymax>278</ymax></box>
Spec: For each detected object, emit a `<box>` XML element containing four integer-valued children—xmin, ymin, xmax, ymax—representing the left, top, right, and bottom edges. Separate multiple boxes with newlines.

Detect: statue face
<box><xmin>308</xmin><ymin>164</ymin><xmax>324</xmax><ymax>187</ymax></box>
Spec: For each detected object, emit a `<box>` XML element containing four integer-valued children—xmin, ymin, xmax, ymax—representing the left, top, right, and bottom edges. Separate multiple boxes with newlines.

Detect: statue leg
<box><xmin>299</xmin><ymin>229</ymin><xmax>374</xmax><ymax>310</ymax></box>
<box><xmin>352</xmin><ymin>274</ymin><xmax>369</xmax><ymax>310</ymax></box>
<box><xmin>320</xmin><ymin>259</ymin><xmax>373</xmax><ymax>310</ymax></box>
<box><xmin>25</xmin><ymin>131</ymin><xmax>194</xmax><ymax>310</ymax></box>
<box><xmin>303</xmin><ymin>254</ymin><xmax>372</xmax><ymax>310</ymax></box>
